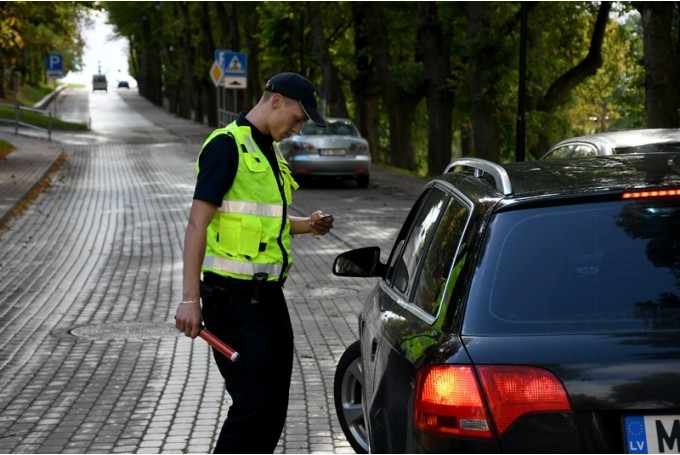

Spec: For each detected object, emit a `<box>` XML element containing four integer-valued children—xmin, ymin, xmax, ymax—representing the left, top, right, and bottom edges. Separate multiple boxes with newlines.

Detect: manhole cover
<box><xmin>70</xmin><ymin>322</ymin><xmax>180</xmax><ymax>340</ymax></box>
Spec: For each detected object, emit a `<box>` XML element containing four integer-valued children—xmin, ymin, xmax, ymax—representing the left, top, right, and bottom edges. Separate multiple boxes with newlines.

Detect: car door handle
<box><xmin>370</xmin><ymin>338</ymin><xmax>378</xmax><ymax>362</ymax></box>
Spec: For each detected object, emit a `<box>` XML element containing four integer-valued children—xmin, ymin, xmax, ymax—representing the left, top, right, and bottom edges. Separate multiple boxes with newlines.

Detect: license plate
<box><xmin>319</xmin><ymin>148</ymin><xmax>345</xmax><ymax>156</ymax></box>
<box><xmin>624</xmin><ymin>415</ymin><xmax>680</xmax><ymax>453</ymax></box>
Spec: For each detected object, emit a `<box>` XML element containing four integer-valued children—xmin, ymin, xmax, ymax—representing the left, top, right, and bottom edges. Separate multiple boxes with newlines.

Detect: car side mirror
<box><xmin>333</xmin><ymin>246</ymin><xmax>386</xmax><ymax>278</ymax></box>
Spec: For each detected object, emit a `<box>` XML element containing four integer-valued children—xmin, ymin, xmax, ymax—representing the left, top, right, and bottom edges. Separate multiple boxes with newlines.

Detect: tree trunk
<box><xmin>466</xmin><ymin>2</ymin><xmax>501</xmax><ymax>163</ymax></box>
<box><xmin>307</xmin><ymin>2</ymin><xmax>348</xmax><ymax>119</ymax></box>
<box><xmin>350</xmin><ymin>3</ymin><xmax>380</xmax><ymax>163</ymax></box>
<box><xmin>366</xmin><ymin>2</ymin><xmax>420</xmax><ymax>170</ymax></box>
<box><xmin>240</xmin><ymin>3</ymin><xmax>263</xmax><ymax>108</ymax></box>
<box><xmin>639</xmin><ymin>2</ymin><xmax>680</xmax><ymax>128</ymax></box>
<box><xmin>177</xmin><ymin>2</ymin><xmax>195</xmax><ymax>120</ymax></box>
<box><xmin>138</xmin><ymin>8</ymin><xmax>163</xmax><ymax>106</ymax></box>
<box><xmin>199</xmin><ymin>2</ymin><xmax>216</xmax><ymax>126</ymax></box>
<box><xmin>418</xmin><ymin>2</ymin><xmax>454</xmax><ymax>176</ymax></box>
<box><xmin>529</xmin><ymin>1</ymin><xmax>611</xmax><ymax>158</ymax></box>
<box><xmin>538</xmin><ymin>2</ymin><xmax>611</xmax><ymax>113</ymax></box>
<box><xmin>0</xmin><ymin>62</ymin><xmax>6</xmax><ymax>100</ymax></box>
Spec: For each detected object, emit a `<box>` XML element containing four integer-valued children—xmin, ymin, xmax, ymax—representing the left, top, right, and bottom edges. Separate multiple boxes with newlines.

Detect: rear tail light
<box><xmin>415</xmin><ymin>366</ymin><xmax>492</xmax><ymax>438</ymax></box>
<box><xmin>289</xmin><ymin>142</ymin><xmax>315</xmax><ymax>155</ymax></box>
<box><xmin>477</xmin><ymin>366</ymin><xmax>571</xmax><ymax>435</ymax></box>
<box><xmin>414</xmin><ymin>365</ymin><xmax>571</xmax><ymax>439</ymax></box>
<box><xmin>349</xmin><ymin>142</ymin><xmax>368</xmax><ymax>154</ymax></box>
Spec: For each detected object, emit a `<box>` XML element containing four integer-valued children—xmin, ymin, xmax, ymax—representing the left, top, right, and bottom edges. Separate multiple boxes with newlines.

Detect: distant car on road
<box><xmin>117</xmin><ymin>80</ymin><xmax>130</xmax><ymax>89</ymax></box>
<box><xmin>278</xmin><ymin>118</ymin><xmax>371</xmax><ymax>188</ymax></box>
<box><xmin>92</xmin><ymin>74</ymin><xmax>107</xmax><ymax>92</ymax></box>
<box><xmin>541</xmin><ymin>128</ymin><xmax>680</xmax><ymax>159</ymax></box>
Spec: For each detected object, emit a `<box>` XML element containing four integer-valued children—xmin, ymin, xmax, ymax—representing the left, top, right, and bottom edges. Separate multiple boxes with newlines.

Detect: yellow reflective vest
<box><xmin>198</xmin><ymin>122</ymin><xmax>298</xmax><ymax>282</ymax></box>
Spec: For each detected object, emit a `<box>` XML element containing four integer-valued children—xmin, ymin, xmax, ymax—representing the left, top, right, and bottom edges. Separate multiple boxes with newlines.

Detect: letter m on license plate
<box><xmin>625</xmin><ymin>415</ymin><xmax>680</xmax><ymax>453</ymax></box>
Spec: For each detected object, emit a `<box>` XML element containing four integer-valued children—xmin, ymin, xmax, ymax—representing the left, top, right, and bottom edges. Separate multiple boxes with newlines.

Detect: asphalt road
<box><xmin>0</xmin><ymin>87</ymin><xmax>427</xmax><ymax>453</ymax></box>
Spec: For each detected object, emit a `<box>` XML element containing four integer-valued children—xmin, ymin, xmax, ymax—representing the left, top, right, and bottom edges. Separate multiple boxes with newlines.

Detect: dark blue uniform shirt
<box><xmin>193</xmin><ymin>113</ymin><xmax>277</xmax><ymax>207</ymax></box>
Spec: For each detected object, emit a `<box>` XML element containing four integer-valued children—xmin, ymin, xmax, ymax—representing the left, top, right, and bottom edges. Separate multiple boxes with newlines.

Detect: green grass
<box><xmin>0</xmin><ymin>105</ymin><xmax>88</xmax><ymax>131</ymax></box>
<box><xmin>0</xmin><ymin>81</ymin><xmax>88</xmax><ymax>131</ymax></box>
<box><xmin>20</xmin><ymin>83</ymin><xmax>54</xmax><ymax>105</ymax></box>
<box><xmin>0</xmin><ymin>138</ymin><xmax>14</xmax><ymax>159</ymax></box>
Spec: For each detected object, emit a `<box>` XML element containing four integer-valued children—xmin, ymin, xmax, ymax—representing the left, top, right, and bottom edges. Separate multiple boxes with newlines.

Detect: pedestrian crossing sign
<box><xmin>216</xmin><ymin>51</ymin><xmax>247</xmax><ymax>76</ymax></box>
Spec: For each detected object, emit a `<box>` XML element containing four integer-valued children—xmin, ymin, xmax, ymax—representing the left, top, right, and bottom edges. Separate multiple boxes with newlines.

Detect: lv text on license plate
<box><xmin>625</xmin><ymin>415</ymin><xmax>680</xmax><ymax>453</ymax></box>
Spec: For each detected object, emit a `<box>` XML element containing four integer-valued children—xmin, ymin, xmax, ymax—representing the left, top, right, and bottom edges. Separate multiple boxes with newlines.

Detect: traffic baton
<box><xmin>199</xmin><ymin>326</ymin><xmax>240</xmax><ymax>362</ymax></box>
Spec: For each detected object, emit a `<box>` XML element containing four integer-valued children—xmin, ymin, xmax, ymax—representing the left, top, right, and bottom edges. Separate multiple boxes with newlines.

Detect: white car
<box><xmin>541</xmin><ymin>128</ymin><xmax>680</xmax><ymax>159</ymax></box>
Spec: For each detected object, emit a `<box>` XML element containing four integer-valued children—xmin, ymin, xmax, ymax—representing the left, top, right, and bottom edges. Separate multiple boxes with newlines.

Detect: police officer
<box><xmin>174</xmin><ymin>72</ymin><xmax>334</xmax><ymax>453</ymax></box>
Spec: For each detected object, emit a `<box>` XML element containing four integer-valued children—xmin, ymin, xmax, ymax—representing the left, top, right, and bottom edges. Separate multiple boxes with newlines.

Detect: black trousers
<box><xmin>201</xmin><ymin>275</ymin><xmax>294</xmax><ymax>454</ymax></box>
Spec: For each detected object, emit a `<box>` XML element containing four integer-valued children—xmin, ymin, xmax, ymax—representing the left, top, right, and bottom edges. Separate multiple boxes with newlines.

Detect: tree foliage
<box><xmin>3</xmin><ymin>2</ymin><xmax>679</xmax><ymax>176</ymax></box>
<box><xmin>0</xmin><ymin>1</ymin><xmax>94</xmax><ymax>99</ymax></box>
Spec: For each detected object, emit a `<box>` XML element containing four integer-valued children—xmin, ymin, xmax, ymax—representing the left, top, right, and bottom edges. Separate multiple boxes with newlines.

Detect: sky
<box><xmin>61</xmin><ymin>10</ymin><xmax>135</xmax><ymax>87</ymax></box>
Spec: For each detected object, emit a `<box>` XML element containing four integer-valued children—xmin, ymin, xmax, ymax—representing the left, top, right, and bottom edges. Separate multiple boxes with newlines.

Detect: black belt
<box><xmin>202</xmin><ymin>272</ymin><xmax>281</xmax><ymax>298</ymax></box>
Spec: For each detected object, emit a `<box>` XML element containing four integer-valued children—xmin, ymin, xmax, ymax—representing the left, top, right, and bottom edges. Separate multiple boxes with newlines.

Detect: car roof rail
<box><xmin>444</xmin><ymin>158</ymin><xmax>512</xmax><ymax>195</ymax></box>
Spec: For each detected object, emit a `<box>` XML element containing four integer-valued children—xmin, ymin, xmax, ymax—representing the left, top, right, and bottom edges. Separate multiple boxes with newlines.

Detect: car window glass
<box><xmin>412</xmin><ymin>197</ymin><xmax>470</xmax><ymax>317</ymax></box>
<box><xmin>544</xmin><ymin>145</ymin><xmax>574</xmax><ymax>159</ymax></box>
<box><xmin>464</xmin><ymin>200</ymin><xmax>680</xmax><ymax>335</ymax></box>
<box><xmin>388</xmin><ymin>189</ymin><xmax>447</xmax><ymax>298</ymax></box>
<box><xmin>571</xmin><ymin>144</ymin><xmax>597</xmax><ymax>157</ymax></box>
<box><xmin>300</xmin><ymin>120</ymin><xmax>360</xmax><ymax>137</ymax></box>
<box><xmin>301</xmin><ymin>123</ymin><xmax>323</xmax><ymax>135</ymax></box>
<box><xmin>332</xmin><ymin>123</ymin><xmax>354</xmax><ymax>136</ymax></box>
<box><xmin>385</xmin><ymin>189</ymin><xmax>433</xmax><ymax>286</ymax></box>
<box><xmin>616</xmin><ymin>143</ymin><xmax>680</xmax><ymax>154</ymax></box>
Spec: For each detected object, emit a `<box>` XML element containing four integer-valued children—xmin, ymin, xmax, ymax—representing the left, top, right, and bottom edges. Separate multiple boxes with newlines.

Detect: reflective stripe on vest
<box><xmin>218</xmin><ymin>200</ymin><xmax>284</xmax><ymax>217</ymax></box>
<box><xmin>202</xmin><ymin>255</ymin><xmax>289</xmax><ymax>277</ymax></box>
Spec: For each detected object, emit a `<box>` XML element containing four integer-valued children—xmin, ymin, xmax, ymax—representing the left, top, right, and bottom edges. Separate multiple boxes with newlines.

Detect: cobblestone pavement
<box><xmin>0</xmin><ymin>88</ymin><xmax>427</xmax><ymax>454</ymax></box>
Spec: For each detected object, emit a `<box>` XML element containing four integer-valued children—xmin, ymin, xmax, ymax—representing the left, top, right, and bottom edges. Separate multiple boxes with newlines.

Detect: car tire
<box><xmin>334</xmin><ymin>340</ymin><xmax>368</xmax><ymax>454</ymax></box>
<box><xmin>357</xmin><ymin>174</ymin><xmax>369</xmax><ymax>188</ymax></box>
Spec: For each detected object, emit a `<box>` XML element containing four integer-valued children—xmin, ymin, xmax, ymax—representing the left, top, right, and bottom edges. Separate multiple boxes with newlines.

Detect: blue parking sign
<box><xmin>46</xmin><ymin>53</ymin><xmax>64</xmax><ymax>78</ymax></box>
<box><xmin>46</xmin><ymin>53</ymin><xmax>63</xmax><ymax>71</ymax></box>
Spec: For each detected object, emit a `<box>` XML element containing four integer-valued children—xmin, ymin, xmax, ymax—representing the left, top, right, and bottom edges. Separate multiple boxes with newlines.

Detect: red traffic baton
<box><xmin>199</xmin><ymin>326</ymin><xmax>240</xmax><ymax>362</ymax></box>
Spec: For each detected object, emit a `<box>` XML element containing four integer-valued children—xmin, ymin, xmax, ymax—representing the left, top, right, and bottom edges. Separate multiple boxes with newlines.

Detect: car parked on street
<box><xmin>333</xmin><ymin>154</ymin><xmax>680</xmax><ymax>453</ymax></box>
<box><xmin>541</xmin><ymin>128</ymin><xmax>680</xmax><ymax>159</ymax></box>
<box><xmin>277</xmin><ymin>117</ymin><xmax>371</xmax><ymax>188</ymax></box>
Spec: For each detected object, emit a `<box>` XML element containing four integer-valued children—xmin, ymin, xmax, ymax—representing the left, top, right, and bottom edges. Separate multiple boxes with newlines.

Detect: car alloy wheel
<box><xmin>334</xmin><ymin>340</ymin><xmax>368</xmax><ymax>453</ymax></box>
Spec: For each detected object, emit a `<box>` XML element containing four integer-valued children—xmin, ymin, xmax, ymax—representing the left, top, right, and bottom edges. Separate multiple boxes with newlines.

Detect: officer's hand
<box><xmin>175</xmin><ymin>302</ymin><xmax>202</xmax><ymax>339</ymax></box>
<box><xmin>310</xmin><ymin>210</ymin><xmax>334</xmax><ymax>235</ymax></box>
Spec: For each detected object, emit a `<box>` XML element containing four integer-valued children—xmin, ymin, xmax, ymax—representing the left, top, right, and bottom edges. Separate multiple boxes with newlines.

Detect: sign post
<box><xmin>222</xmin><ymin>51</ymin><xmax>247</xmax><ymax>114</ymax></box>
<box><xmin>210</xmin><ymin>50</ymin><xmax>247</xmax><ymax>126</ymax></box>
<box><xmin>209</xmin><ymin>60</ymin><xmax>224</xmax><ymax>123</ymax></box>
<box><xmin>45</xmin><ymin>53</ymin><xmax>64</xmax><ymax>116</ymax></box>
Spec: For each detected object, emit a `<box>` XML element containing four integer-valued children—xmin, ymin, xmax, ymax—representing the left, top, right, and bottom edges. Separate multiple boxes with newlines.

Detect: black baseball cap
<box><xmin>265</xmin><ymin>72</ymin><xmax>327</xmax><ymax>127</ymax></box>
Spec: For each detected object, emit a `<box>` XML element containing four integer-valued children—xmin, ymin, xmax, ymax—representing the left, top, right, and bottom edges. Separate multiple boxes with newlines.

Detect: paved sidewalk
<box><xmin>0</xmin><ymin>88</ymin><xmax>428</xmax><ymax>454</ymax></box>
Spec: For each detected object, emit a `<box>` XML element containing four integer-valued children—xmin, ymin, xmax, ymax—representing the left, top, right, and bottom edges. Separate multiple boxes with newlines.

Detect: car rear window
<box><xmin>616</xmin><ymin>143</ymin><xmax>680</xmax><ymax>154</ymax></box>
<box><xmin>464</xmin><ymin>198</ymin><xmax>680</xmax><ymax>335</ymax></box>
<box><xmin>301</xmin><ymin>121</ymin><xmax>358</xmax><ymax>136</ymax></box>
